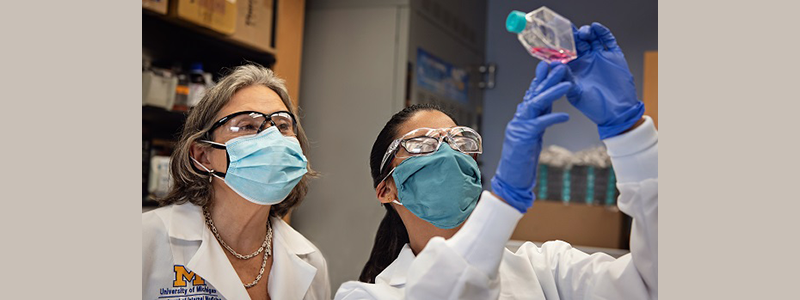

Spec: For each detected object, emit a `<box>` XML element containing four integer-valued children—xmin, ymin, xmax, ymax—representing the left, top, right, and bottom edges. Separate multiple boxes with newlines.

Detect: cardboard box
<box><xmin>211</xmin><ymin>0</ymin><xmax>237</xmax><ymax>34</ymax></box>
<box><xmin>511</xmin><ymin>201</ymin><xmax>626</xmax><ymax>249</ymax></box>
<box><xmin>143</xmin><ymin>0</ymin><xmax>169</xmax><ymax>15</ymax></box>
<box><xmin>643</xmin><ymin>51</ymin><xmax>658</xmax><ymax>128</ymax></box>
<box><xmin>229</xmin><ymin>0</ymin><xmax>274</xmax><ymax>52</ymax></box>
<box><xmin>172</xmin><ymin>0</ymin><xmax>237</xmax><ymax>35</ymax></box>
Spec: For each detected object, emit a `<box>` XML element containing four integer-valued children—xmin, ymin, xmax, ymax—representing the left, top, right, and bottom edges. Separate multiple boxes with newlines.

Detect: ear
<box><xmin>189</xmin><ymin>141</ymin><xmax>213</xmax><ymax>172</ymax></box>
<box><xmin>375</xmin><ymin>179</ymin><xmax>397</xmax><ymax>204</ymax></box>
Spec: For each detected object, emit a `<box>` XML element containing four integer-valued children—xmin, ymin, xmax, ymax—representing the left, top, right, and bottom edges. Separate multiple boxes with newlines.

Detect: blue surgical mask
<box><xmin>389</xmin><ymin>144</ymin><xmax>482</xmax><ymax>229</ymax></box>
<box><xmin>194</xmin><ymin>126</ymin><xmax>308</xmax><ymax>205</ymax></box>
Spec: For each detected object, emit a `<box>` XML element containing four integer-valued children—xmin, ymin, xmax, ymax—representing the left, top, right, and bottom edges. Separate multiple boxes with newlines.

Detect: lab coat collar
<box><xmin>270</xmin><ymin>217</ymin><xmax>317</xmax><ymax>255</ymax></box>
<box><xmin>168</xmin><ymin>203</ymin><xmax>205</xmax><ymax>241</ymax></box>
<box><xmin>375</xmin><ymin>244</ymin><xmax>415</xmax><ymax>287</ymax></box>
<box><xmin>169</xmin><ymin>203</ymin><xmax>319</xmax><ymax>300</ymax></box>
<box><xmin>268</xmin><ymin>217</ymin><xmax>319</xmax><ymax>299</ymax></box>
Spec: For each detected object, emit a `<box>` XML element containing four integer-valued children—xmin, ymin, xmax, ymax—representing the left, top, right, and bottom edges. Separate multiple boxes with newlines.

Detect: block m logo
<box><xmin>173</xmin><ymin>265</ymin><xmax>206</xmax><ymax>287</ymax></box>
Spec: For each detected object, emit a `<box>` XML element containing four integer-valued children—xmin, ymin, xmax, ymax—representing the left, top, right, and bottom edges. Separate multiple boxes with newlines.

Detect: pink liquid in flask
<box><xmin>531</xmin><ymin>47</ymin><xmax>576</xmax><ymax>63</ymax></box>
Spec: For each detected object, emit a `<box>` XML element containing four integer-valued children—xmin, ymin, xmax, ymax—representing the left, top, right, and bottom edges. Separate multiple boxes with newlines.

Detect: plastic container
<box><xmin>142</xmin><ymin>69</ymin><xmax>177</xmax><ymax>109</ymax></box>
<box><xmin>506</xmin><ymin>7</ymin><xmax>577</xmax><ymax>63</ymax></box>
<box><xmin>148</xmin><ymin>156</ymin><xmax>172</xmax><ymax>198</ymax></box>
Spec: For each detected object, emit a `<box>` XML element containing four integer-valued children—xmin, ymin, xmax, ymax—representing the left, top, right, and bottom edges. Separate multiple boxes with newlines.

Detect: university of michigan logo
<box><xmin>173</xmin><ymin>265</ymin><xmax>206</xmax><ymax>287</ymax></box>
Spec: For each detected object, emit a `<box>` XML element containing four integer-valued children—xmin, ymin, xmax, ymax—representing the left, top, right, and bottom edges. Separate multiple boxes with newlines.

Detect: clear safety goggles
<box><xmin>203</xmin><ymin>110</ymin><xmax>298</xmax><ymax>143</ymax></box>
<box><xmin>379</xmin><ymin>126</ymin><xmax>483</xmax><ymax>173</ymax></box>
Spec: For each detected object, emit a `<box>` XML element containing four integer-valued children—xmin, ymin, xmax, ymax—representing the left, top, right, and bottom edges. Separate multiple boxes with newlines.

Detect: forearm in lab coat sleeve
<box><xmin>602</xmin><ymin>115</ymin><xmax>658</xmax><ymax>298</ymax></box>
<box><xmin>405</xmin><ymin>191</ymin><xmax>523</xmax><ymax>299</ymax></box>
<box><xmin>516</xmin><ymin>116</ymin><xmax>658</xmax><ymax>299</ymax></box>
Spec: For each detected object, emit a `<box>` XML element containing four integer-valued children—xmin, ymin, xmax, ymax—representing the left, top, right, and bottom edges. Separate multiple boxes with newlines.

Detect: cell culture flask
<box><xmin>506</xmin><ymin>7</ymin><xmax>577</xmax><ymax>63</ymax></box>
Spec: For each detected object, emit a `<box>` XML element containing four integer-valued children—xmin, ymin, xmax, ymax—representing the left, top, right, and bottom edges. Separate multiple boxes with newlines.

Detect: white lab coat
<box><xmin>142</xmin><ymin>202</ymin><xmax>331</xmax><ymax>300</ymax></box>
<box><xmin>336</xmin><ymin>116</ymin><xmax>658</xmax><ymax>300</ymax></box>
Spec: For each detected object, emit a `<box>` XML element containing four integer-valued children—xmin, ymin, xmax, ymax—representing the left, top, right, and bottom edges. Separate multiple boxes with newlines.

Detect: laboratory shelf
<box><xmin>143</xmin><ymin>10</ymin><xmax>276</xmax><ymax>81</ymax></box>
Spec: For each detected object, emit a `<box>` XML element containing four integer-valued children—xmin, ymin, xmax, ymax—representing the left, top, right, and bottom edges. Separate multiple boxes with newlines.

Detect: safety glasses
<box><xmin>203</xmin><ymin>110</ymin><xmax>297</xmax><ymax>144</ymax></box>
<box><xmin>379</xmin><ymin>126</ymin><xmax>482</xmax><ymax>173</ymax></box>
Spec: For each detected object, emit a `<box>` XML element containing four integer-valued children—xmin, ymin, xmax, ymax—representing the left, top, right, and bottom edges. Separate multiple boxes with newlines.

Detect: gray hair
<box><xmin>158</xmin><ymin>64</ymin><xmax>317</xmax><ymax>217</ymax></box>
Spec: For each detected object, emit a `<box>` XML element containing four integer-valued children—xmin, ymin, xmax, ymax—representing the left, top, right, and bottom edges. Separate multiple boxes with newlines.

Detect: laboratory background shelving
<box><xmin>142</xmin><ymin>0</ymin><xmax>307</xmax><ymax>210</ymax></box>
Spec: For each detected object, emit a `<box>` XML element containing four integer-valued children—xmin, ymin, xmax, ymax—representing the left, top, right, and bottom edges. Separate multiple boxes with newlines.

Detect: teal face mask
<box><xmin>390</xmin><ymin>144</ymin><xmax>482</xmax><ymax>229</ymax></box>
<box><xmin>194</xmin><ymin>126</ymin><xmax>308</xmax><ymax>205</ymax></box>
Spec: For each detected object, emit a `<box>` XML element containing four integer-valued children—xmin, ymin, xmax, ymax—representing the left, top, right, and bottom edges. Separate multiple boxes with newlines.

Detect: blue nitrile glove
<box><xmin>491</xmin><ymin>61</ymin><xmax>571</xmax><ymax>213</ymax></box>
<box><xmin>565</xmin><ymin>22</ymin><xmax>645</xmax><ymax>140</ymax></box>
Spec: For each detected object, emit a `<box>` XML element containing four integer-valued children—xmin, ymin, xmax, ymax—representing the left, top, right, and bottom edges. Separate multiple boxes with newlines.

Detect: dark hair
<box><xmin>358</xmin><ymin>103</ymin><xmax>456</xmax><ymax>283</ymax></box>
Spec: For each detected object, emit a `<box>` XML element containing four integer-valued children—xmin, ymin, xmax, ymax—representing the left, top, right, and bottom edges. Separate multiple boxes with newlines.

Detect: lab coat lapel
<box><xmin>185</xmin><ymin>211</ymin><xmax>251</xmax><ymax>300</ymax></box>
<box><xmin>376</xmin><ymin>244</ymin><xmax>415</xmax><ymax>287</ymax></box>
<box><xmin>268</xmin><ymin>217</ymin><xmax>317</xmax><ymax>300</ymax></box>
<box><xmin>168</xmin><ymin>203</ymin><xmax>204</xmax><ymax>241</ymax></box>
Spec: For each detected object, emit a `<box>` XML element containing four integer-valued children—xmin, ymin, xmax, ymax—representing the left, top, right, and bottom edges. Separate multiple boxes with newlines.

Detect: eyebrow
<box><xmin>218</xmin><ymin>109</ymin><xmax>289</xmax><ymax>119</ymax></box>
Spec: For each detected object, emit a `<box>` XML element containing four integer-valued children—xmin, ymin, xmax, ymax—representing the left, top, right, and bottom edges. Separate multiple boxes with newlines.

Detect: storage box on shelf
<box><xmin>143</xmin><ymin>0</ymin><xmax>169</xmax><ymax>15</ymax></box>
<box><xmin>170</xmin><ymin>0</ymin><xmax>237</xmax><ymax>35</ymax></box>
<box><xmin>229</xmin><ymin>0</ymin><xmax>276</xmax><ymax>53</ymax></box>
<box><xmin>511</xmin><ymin>200</ymin><xmax>628</xmax><ymax>250</ymax></box>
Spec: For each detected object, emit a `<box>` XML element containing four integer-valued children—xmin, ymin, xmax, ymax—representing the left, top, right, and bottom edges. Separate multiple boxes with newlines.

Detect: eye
<box><xmin>453</xmin><ymin>137</ymin><xmax>478</xmax><ymax>151</ymax></box>
<box><xmin>229</xmin><ymin>123</ymin><xmax>259</xmax><ymax>133</ymax></box>
<box><xmin>272</xmin><ymin>117</ymin><xmax>294</xmax><ymax>133</ymax></box>
<box><xmin>403</xmin><ymin>137</ymin><xmax>438</xmax><ymax>154</ymax></box>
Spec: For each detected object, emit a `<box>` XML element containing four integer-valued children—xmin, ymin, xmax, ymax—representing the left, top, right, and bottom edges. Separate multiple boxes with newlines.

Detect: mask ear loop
<box><xmin>376</xmin><ymin>167</ymin><xmax>404</xmax><ymax>206</ymax></box>
<box><xmin>191</xmin><ymin>157</ymin><xmax>225</xmax><ymax>183</ymax></box>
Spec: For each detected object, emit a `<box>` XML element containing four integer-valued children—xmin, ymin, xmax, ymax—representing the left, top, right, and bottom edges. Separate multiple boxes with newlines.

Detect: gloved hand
<box><xmin>565</xmin><ymin>22</ymin><xmax>645</xmax><ymax>140</ymax></box>
<box><xmin>491</xmin><ymin>61</ymin><xmax>571</xmax><ymax>213</ymax></box>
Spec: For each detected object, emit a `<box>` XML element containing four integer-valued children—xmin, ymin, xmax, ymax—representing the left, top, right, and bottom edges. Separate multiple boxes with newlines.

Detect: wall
<box><xmin>292</xmin><ymin>3</ymin><xmax>409</xmax><ymax>291</ymax></box>
<box><xmin>481</xmin><ymin>0</ymin><xmax>657</xmax><ymax>188</ymax></box>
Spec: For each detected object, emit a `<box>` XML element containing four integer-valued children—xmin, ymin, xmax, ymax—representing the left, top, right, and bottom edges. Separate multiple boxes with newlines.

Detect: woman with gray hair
<box><xmin>143</xmin><ymin>64</ymin><xmax>330</xmax><ymax>300</ymax></box>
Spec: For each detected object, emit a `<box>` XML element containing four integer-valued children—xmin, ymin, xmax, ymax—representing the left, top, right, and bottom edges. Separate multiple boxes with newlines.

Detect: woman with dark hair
<box><xmin>336</xmin><ymin>23</ymin><xmax>657</xmax><ymax>299</ymax></box>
